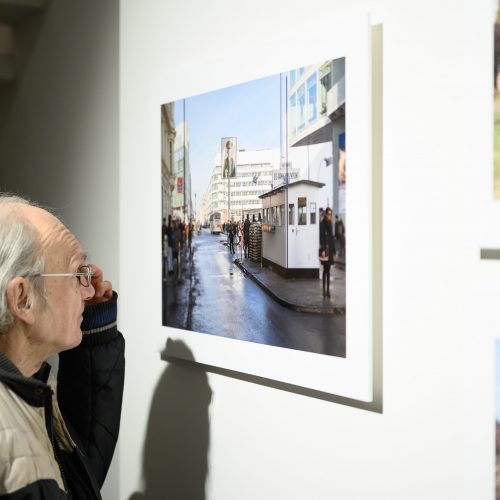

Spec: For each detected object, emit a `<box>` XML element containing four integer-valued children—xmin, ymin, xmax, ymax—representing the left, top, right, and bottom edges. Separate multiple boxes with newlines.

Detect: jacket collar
<box><xmin>0</xmin><ymin>352</ymin><xmax>53</xmax><ymax>407</ymax></box>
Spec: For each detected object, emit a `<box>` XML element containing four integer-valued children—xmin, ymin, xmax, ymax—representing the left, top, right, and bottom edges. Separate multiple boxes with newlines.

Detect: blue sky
<box><xmin>173</xmin><ymin>73</ymin><xmax>282</xmax><ymax>211</ymax></box>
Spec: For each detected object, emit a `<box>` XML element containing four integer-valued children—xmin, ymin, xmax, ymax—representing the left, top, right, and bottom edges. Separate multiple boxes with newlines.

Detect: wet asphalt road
<box><xmin>163</xmin><ymin>230</ymin><xmax>345</xmax><ymax>357</ymax></box>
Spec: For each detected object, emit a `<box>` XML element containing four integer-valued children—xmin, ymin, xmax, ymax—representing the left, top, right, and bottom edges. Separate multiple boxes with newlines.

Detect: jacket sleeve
<box><xmin>0</xmin><ymin>479</ymin><xmax>67</xmax><ymax>500</ymax></box>
<box><xmin>57</xmin><ymin>292</ymin><xmax>125</xmax><ymax>489</ymax></box>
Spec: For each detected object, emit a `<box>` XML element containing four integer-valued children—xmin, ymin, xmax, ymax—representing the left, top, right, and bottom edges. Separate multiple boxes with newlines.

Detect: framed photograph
<box><xmin>155</xmin><ymin>13</ymin><xmax>380</xmax><ymax>402</ymax></box>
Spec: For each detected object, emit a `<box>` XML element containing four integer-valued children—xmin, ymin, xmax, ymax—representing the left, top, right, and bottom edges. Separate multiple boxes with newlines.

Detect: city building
<box><xmin>171</xmin><ymin>121</ymin><xmax>193</xmax><ymax>223</ymax></box>
<box><xmin>287</xmin><ymin>58</ymin><xmax>346</xmax><ymax>218</ymax></box>
<box><xmin>205</xmin><ymin>148</ymin><xmax>280</xmax><ymax>222</ymax></box>
<box><xmin>199</xmin><ymin>192</ymin><xmax>209</xmax><ymax>226</ymax></box>
<box><xmin>161</xmin><ymin>103</ymin><xmax>176</xmax><ymax>220</ymax></box>
<box><xmin>258</xmin><ymin>58</ymin><xmax>346</xmax><ymax>276</ymax></box>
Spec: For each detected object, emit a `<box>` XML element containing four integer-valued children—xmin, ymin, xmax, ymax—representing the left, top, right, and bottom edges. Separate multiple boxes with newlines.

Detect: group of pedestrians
<box><xmin>162</xmin><ymin>215</ymin><xmax>193</xmax><ymax>281</ymax></box>
<box><xmin>223</xmin><ymin>213</ymin><xmax>256</xmax><ymax>258</ymax></box>
<box><xmin>319</xmin><ymin>208</ymin><xmax>345</xmax><ymax>299</ymax></box>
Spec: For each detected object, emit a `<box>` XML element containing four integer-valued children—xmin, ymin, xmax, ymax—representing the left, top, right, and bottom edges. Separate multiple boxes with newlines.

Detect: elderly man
<box><xmin>0</xmin><ymin>194</ymin><xmax>124</xmax><ymax>499</ymax></box>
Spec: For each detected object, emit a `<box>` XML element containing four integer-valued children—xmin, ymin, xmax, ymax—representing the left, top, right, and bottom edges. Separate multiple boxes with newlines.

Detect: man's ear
<box><xmin>5</xmin><ymin>278</ymin><xmax>36</xmax><ymax>326</ymax></box>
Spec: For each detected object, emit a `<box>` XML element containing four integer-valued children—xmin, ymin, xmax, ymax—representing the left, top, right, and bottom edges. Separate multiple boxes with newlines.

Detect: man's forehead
<box><xmin>23</xmin><ymin>205</ymin><xmax>87</xmax><ymax>263</ymax></box>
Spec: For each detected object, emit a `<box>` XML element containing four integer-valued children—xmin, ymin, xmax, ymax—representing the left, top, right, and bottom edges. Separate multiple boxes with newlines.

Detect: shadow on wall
<box><xmin>129</xmin><ymin>339</ymin><xmax>212</xmax><ymax>500</ymax></box>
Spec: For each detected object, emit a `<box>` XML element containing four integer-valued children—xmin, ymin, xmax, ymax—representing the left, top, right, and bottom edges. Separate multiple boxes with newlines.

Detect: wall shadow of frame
<box><xmin>162</xmin><ymin>23</ymin><xmax>384</xmax><ymax>415</ymax></box>
<box><xmin>130</xmin><ymin>339</ymin><xmax>212</xmax><ymax>500</ymax></box>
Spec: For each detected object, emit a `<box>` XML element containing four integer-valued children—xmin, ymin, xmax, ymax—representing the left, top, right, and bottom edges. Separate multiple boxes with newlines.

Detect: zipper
<box><xmin>43</xmin><ymin>388</ymin><xmax>71</xmax><ymax>497</ymax></box>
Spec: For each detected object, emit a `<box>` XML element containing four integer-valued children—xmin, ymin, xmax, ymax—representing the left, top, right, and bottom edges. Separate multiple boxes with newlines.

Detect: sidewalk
<box><xmin>235</xmin><ymin>258</ymin><xmax>345</xmax><ymax>315</ymax></box>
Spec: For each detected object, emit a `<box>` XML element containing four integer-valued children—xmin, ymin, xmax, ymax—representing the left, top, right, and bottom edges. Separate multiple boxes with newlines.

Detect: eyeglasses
<box><xmin>33</xmin><ymin>265</ymin><xmax>94</xmax><ymax>287</ymax></box>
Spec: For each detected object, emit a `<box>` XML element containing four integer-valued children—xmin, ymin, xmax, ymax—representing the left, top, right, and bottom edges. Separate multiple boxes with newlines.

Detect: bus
<box><xmin>209</xmin><ymin>212</ymin><xmax>222</xmax><ymax>234</ymax></box>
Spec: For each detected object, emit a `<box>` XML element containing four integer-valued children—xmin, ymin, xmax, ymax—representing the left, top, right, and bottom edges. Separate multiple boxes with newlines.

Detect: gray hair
<box><xmin>0</xmin><ymin>194</ymin><xmax>47</xmax><ymax>333</ymax></box>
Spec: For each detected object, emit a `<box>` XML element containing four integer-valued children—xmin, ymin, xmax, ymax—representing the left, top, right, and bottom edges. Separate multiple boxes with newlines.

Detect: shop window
<box><xmin>298</xmin><ymin>197</ymin><xmax>307</xmax><ymax>225</ymax></box>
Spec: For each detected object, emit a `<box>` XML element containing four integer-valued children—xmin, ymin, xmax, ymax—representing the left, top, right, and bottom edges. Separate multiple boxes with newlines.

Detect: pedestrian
<box><xmin>319</xmin><ymin>207</ymin><xmax>335</xmax><ymax>298</ymax></box>
<box><xmin>173</xmin><ymin>219</ymin><xmax>182</xmax><ymax>281</ymax></box>
<box><xmin>227</xmin><ymin>220</ymin><xmax>236</xmax><ymax>255</ymax></box>
<box><xmin>257</xmin><ymin>212</ymin><xmax>262</xmax><ymax>223</ymax></box>
<box><xmin>166</xmin><ymin>215</ymin><xmax>174</xmax><ymax>274</ymax></box>
<box><xmin>252</xmin><ymin>214</ymin><xmax>256</xmax><ymax>223</ymax></box>
<box><xmin>237</xmin><ymin>219</ymin><xmax>243</xmax><ymax>251</ymax></box>
<box><xmin>187</xmin><ymin>220</ymin><xmax>193</xmax><ymax>258</ymax></box>
<box><xmin>334</xmin><ymin>215</ymin><xmax>345</xmax><ymax>260</ymax></box>
<box><xmin>162</xmin><ymin>216</ymin><xmax>168</xmax><ymax>279</ymax></box>
<box><xmin>0</xmin><ymin>194</ymin><xmax>124</xmax><ymax>499</ymax></box>
<box><xmin>243</xmin><ymin>213</ymin><xmax>251</xmax><ymax>258</ymax></box>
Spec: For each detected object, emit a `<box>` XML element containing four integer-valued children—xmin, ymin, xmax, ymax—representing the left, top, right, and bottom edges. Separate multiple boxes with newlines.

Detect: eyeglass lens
<box><xmin>79</xmin><ymin>266</ymin><xmax>92</xmax><ymax>287</ymax></box>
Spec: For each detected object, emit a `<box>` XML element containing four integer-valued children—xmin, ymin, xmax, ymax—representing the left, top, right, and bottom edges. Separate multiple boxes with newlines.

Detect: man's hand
<box><xmin>85</xmin><ymin>264</ymin><xmax>113</xmax><ymax>305</ymax></box>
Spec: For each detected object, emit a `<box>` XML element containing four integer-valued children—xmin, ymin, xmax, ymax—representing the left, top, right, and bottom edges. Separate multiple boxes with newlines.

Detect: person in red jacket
<box><xmin>0</xmin><ymin>194</ymin><xmax>124</xmax><ymax>500</ymax></box>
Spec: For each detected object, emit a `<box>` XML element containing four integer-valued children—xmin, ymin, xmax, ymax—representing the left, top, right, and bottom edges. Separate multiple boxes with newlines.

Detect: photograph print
<box><xmin>161</xmin><ymin>58</ymin><xmax>347</xmax><ymax>359</ymax></box>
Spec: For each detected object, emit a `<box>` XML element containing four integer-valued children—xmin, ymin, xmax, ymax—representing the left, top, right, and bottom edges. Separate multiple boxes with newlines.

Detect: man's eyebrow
<box><xmin>76</xmin><ymin>251</ymin><xmax>88</xmax><ymax>263</ymax></box>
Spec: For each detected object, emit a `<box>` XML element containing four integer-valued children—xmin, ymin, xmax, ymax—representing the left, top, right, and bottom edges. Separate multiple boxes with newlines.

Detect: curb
<box><xmin>234</xmin><ymin>260</ymin><xmax>345</xmax><ymax>315</ymax></box>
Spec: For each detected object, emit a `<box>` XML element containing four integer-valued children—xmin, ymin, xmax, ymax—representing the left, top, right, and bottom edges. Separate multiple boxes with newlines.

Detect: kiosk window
<box><xmin>310</xmin><ymin>202</ymin><xmax>317</xmax><ymax>224</ymax></box>
<box><xmin>279</xmin><ymin>204</ymin><xmax>285</xmax><ymax>226</ymax></box>
<box><xmin>263</xmin><ymin>208</ymin><xmax>269</xmax><ymax>223</ymax></box>
<box><xmin>298</xmin><ymin>197</ymin><xmax>307</xmax><ymax>225</ymax></box>
<box><xmin>289</xmin><ymin>204</ymin><xmax>295</xmax><ymax>225</ymax></box>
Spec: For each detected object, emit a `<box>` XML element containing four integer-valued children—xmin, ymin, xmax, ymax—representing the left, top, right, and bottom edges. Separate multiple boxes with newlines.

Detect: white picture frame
<box><xmin>149</xmin><ymin>13</ymin><xmax>380</xmax><ymax>403</ymax></box>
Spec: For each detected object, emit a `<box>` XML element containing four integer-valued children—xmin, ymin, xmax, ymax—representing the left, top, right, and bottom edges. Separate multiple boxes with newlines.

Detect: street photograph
<box><xmin>161</xmin><ymin>59</ymin><xmax>347</xmax><ymax>358</ymax></box>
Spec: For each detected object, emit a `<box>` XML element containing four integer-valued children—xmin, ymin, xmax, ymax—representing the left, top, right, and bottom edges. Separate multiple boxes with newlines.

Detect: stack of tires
<box><xmin>249</xmin><ymin>223</ymin><xmax>262</xmax><ymax>264</ymax></box>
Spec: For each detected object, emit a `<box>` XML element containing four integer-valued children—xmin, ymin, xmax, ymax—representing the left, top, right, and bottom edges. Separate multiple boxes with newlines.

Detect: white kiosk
<box><xmin>259</xmin><ymin>180</ymin><xmax>325</xmax><ymax>279</ymax></box>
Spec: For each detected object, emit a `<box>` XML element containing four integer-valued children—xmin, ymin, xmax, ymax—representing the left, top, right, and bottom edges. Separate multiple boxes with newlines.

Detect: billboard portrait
<box><xmin>221</xmin><ymin>137</ymin><xmax>237</xmax><ymax>178</ymax></box>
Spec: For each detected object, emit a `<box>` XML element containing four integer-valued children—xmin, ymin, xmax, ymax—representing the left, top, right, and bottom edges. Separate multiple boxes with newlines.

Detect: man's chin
<box><xmin>65</xmin><ymin>330</ymin><xmax>84</xmax><ymax>351</ymax></box>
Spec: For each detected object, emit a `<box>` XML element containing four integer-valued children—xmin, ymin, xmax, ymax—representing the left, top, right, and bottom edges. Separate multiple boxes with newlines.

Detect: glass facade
<box><xmin>306</xmin><ymin>73</ymin><xmax>317</xmax><ymax>124</ymax></box>
<box><xmin>288</xmin><ymin>64</ymin><xmax>327</xmax><ymax>140</ymax></box>
<box><xmin>290</xmin><ymin>93</ymin><xmax>297</xmax><ymax>137</ymax></box>
<box><xmin>297</xmin><ymin>84</ymin><xmax>305</xmax><ymax>132</ymax></box>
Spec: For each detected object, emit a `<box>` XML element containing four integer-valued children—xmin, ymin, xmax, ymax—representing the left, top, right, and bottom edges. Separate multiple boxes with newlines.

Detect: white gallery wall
<box><xmin>0</xmin><ymin>1</ymin><xmax>120</xmax><ymax>499</ymax></box>
<box><xmin>0</xmin><ymin>0</ymin><xmax>498</xmax><ymax>499</ymax></box>
<box><xmin>120</xmin><ymin>0</ymin><xmax>499</xmax><ymax>499</ymax></box>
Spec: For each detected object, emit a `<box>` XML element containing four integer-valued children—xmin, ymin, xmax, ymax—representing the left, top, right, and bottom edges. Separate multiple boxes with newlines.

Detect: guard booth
<box><xmin>259</xmin><ymin>180</ymin><xmax>325</xmax><ymax>278</ymax></box>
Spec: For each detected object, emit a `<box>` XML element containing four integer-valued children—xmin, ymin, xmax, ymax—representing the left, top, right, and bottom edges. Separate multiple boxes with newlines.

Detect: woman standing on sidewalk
<box><xmin>319</xmin><ymin>207</ymin><xmax>335</xmax><ymax>298</ymax></box>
